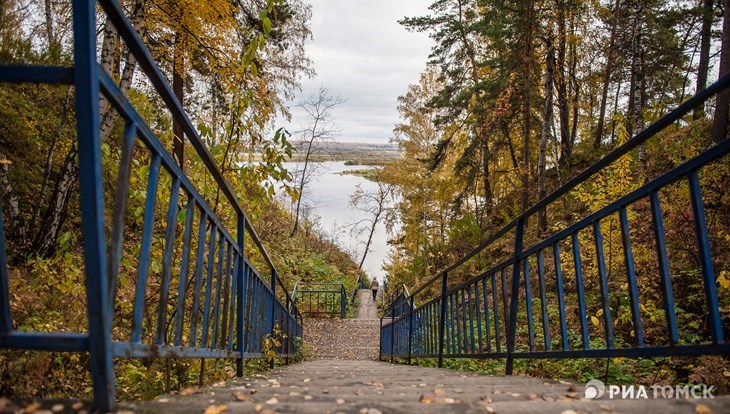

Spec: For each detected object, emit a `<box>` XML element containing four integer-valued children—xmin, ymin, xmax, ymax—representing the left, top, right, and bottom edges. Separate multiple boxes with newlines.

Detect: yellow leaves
<box><xmin>718</xmin><ymin>271</ymin><xmax>730</xmax><ymax>291</ymax></box>
<box><xmin>590</xmin><ymin>316</ymin><xmax>600</xmax><ymax>327</ymax></box>
<box><xmin>203</xmin><ymin>404</ymin><xmax>227</xmax><ymax>414</ymax></box>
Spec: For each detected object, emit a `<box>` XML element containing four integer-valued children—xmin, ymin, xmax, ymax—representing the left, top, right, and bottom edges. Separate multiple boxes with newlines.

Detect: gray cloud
<box><xmin>277</xmin><ymin>0</ymin><xmax>433</xmax><ymax>143</ymax></box>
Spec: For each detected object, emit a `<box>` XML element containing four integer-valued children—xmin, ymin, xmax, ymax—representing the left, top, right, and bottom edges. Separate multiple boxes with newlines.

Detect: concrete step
<box><xmin>120</xmin><ymin>360</ymin><xmax>730</xmax><ymax>414</ymax></box>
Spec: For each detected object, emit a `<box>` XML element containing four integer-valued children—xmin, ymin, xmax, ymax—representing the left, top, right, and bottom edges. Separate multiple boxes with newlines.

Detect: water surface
<box><xmin>282</xmin><ymin>161</ymin><xmax>390</xmax><ymax>283</ymax></box>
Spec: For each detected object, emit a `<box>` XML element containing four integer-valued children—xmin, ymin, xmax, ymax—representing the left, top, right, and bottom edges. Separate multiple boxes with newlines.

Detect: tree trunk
<box><xmin>291</xmin><ymin>136</ymin><xmax>316</xmax><ymax>237</ymax></box>
<box><xmin>43</xmin><ymin>0</ymin><xmax>55</xmax><ymax>50</ymax></box>
<box><xmin>694</xmin><ymin>0</ymin><xmax>713</xmax><ymax>120</ymax></box>
<box><xmin>538</xmin><ymin>38</ymin><xmax>554</xmax><ymax>234</ymax></box>
<box><xmin>32</xmin><ymin>0</ymin><xmax>145</xmax><ymax>258</ymax></box>
<box><xmin>522</xmin><ymin>0</ymin><xmax>534</xmax><ymax>213</ymax></box>
<box><xmin>0</xmin><ymin>152</ymin><xmax>24</xmax><ymax>240</ymax></box>
<box><xmin>173</xmin><ymin>32</ymin><xmax>185</xmax><ymax>169</ymax></box>
<box><xmin>99</xmin><ymin>0</ymin><xmax>145</xmax><ymax>142</ymax></box>
<box><xmin>358</xmin><ymin>207</ymin><xmax>381</xmax><ymax>270</ymax></box>
<box><xmin>32</xmin><ymin>149</ymin><xmax>78</xmax><ymax>256</ymax></box>
<box><xmin>594</xmin><ymin>0</ymin><xmax>620</xmax><ymax>148</ymax></box>
<box><xmin>629</xmin><ymin>0</ymin><xmax>647</xmax><ymax>177</ymax></box>
<box><xmin>711</xmin><ymin>0</ymin><xmax>730</xmax><ymax>143</ymax></box>
<box><xmin>556</xmin><ymin>0</ymin><xmax>571</xmax><ymax>167</ymax></box>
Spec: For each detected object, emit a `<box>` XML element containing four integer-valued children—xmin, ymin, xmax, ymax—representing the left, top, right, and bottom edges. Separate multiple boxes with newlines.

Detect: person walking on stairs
<box><xmin>370</xmin><ymin>279</ymin><xmax>378</xmax><ymax>301</ymax></box>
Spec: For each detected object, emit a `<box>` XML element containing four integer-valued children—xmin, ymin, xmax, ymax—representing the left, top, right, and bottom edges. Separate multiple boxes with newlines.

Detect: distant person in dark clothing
<box><xmin>371</xmin><ymin>280</ymin><xmax>379</xmax><ymax>301</ymax></box>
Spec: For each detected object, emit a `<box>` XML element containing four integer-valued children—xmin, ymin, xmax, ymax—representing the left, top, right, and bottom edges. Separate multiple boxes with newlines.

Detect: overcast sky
<box><xmin>278</xmin><ymin>0</ymin><xmax>433</xmax><ymax>143</ymax></box>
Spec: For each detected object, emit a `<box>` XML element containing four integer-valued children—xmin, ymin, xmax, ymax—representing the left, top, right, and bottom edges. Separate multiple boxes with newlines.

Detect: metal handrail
<box><xmin>0</xmin><ymin>0</ymin><xmax>302</xmax><ymax>410</ymax></box>
<box><xmin>382</xmin><ymin>72</ymin><xmax>730</xmax><ymax>369</ymax></box>
<box><xmin>293</xmin><ymin>282</ymin><xmax>347</xmax><ymax>318</ymax></box>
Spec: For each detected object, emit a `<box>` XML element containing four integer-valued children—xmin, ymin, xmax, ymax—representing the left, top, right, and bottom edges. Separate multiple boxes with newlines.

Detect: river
<box><xmin>281</xmin><ymin>161</ymin><xmax>390</xmax><ymax>283</ymax></box>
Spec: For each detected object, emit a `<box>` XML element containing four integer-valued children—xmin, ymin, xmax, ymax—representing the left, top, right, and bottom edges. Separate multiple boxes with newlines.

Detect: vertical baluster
<box><xmin>155</xmin><ymin>176</ymin><xmax>181</xmax><ymax>345</ymax></box>
<box><xmin>211</xmin><ymin>238</ymin><xmax>226</xmax><ymax>349</ymax></box>
<box><xmin>553</xmin><ymin>242</ymin><xmax>569</xmax><ymax>351</ymax></box>
<box><xmin>219</xmin><ymin>243</ymin><xmax>233</xmax><ymax>348</ymax></box>
<box><xmin>481</xmin><ymin>277</ymin><xmax>490</xmax><ymax>353</ymax></box>
<box><xmin>619</xmin><ymin>207</ymin><xmax>643</xmax><ymax>347</ymax></box>
<box><xmin>131</xmin><ymin>155</ymin><xmax>161</xmax><ymax>343</ymax></box>
<box><xmin>438</xmin><ymin>271</ymin><xmax>448</xmax><ymax>367</ymax></box>
<box><xmin>593</xmin><ymin>221</ymin><xmax>614</xmax><ymax>349</ymax></box>
<box><xmin>173</xmin><ymin>198</ymin><xmax>195</xmax><ymax>346</ymax></box>
<box><xmin>475</xmin><ymin>281</ymin><xmax>483</xmax><ymax>353</ymax></box>
<box><xmin>468</xmin><ymin>285</ymin><xmax>475</xmax><ymax>353</ymax></box>
<box><xmin>536</xmin><ymin>250</ymin><xmax>550</xmax><ymax>350</ymax></box>
<box><xmin>189</xmin><ymin>211</ymin><xmax>208</xmax><ymax>347</ymax></box>
<box><xmin>429</xmin><ymin>303</ymin><xmax>434</xmax><ymax>354</ymax></box>
<box><xmin>649</xmin><ymin>192</ymin><xmax>679</xmax><ymax>344</ymax></box>
<box><xmin>506</xmin><ymin>217</ymin><xmax>525</xmax><ymax>375</ymax></box>
<box><xmin>571</xmin><ymin>232</ymin><xmax>590</xmax><ymax>350</ymax></box>
<box><xmin>0</xmin><ymin>198</ymin><xmax>10</xmax><ymax>333</ymax></box>
<box><xmin>501</xmin><ymin>268</ymin><xmax>509</xmax><ymax>334</ymax></box>
<box><xmin>390</xmin><ymin>307</ymin><xmax>395</xmax><ymax>362</ymax></box>
<box><xmin>523</xmin><ymin>258</ymin><xmax>535</xmax><ymax>352</ymax></box>
<box><xmin>201</xmin><ymin>229</ymin><xmax>219</xmax><ymax>348</ymax></box>
<box><xmin>106</xmin><ymin>123</ymin><xmax>137</xmax><ymax>309</ymax></box>
<box><xmin>459</xmin><ymin>289</ymin><xmax>466</xmax><ymax>353</ymax></box>
<box><xmin>247</xmin><ymin>266</ymin><xmax>257</xmax><ymax>353</ymax></box>
<box><xmin>491</xmin><ymin>273</ymin><xmax>501</xmax><ymax>353</ymax></box>
<box><xmin>449</xmin><ymin>293</ymin><xmax>456</xmax><ymax>354</ymax></box>
<box><xmin>688</xmin><ymin>171</ymin><xmax>723</xmax><ymax>343</ymax></box>
<box><xmin>228</xmin><ymin>252</ymin><xmax>238</xmax><ymax>352</ymax></box>
<box><xmin>236</xmin><ymin>216</ymin><xmax>245</xmax><ymax>376</ymax></box>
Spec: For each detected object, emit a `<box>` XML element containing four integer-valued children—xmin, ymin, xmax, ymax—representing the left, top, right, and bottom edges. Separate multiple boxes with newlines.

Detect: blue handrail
<box><xmin>0</xmin><ymin>0</ymin><xmax>301</xmax><ymax>411</ymax></box>
<box><xmin>382</xmin><ymin>72</ymin><xmax>730</xmax><ymax>369</ymax></box>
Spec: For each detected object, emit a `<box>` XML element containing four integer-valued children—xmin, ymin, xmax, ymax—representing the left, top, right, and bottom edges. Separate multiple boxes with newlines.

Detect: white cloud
<box><xmin>277</xmin><ymin>0</ymin><xmax>433</xmax><ymax>143</ymax></box>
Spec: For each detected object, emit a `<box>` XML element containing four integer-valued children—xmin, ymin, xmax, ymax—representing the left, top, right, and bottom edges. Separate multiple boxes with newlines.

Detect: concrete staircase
<box><xmin>121</xmin><ymin>360</ymin><xmax>730</xmax><ymax>413</ymax></box>
<box><xmin>302</xmin><ymin>288</ymin><xmax>382</xmax><ymax>360</ymax></box>
<box><xmin>303</xmin><ymin>318</ymin><xmax>380</xmax><ymax>360</ymax></box>
<box><xmin>119</xmin><ymin>288</ymin><xmax>730</xmax><ymax>413</ymax></box>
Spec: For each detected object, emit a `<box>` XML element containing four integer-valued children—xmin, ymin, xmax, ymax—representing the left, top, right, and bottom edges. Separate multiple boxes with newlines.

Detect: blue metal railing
<box><xmin>293</xmin><ymin>282</ymin><xmax>347</xmax><ymax>318</ymax></box>
<box><xmin>0</xmin><ymin>0</ymin><xmax>301</xmax><ymax>411</ymax></box>
<box><xmin>381</xmin><ymin>72</ymin><xmax>730</xmax><ymax>368</ymax></box>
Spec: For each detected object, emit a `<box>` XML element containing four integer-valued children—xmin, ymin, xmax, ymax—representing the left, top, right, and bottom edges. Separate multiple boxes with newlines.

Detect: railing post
<box><xmin>379</xmin><ymin>316</ymin><xmax>383</xmax><ymax>361</ymax></box>
<box><xmin>437</xmin><ymin>271</ymin><xmax>448</xmax><ymax>368</ymax></box>
<box><xmin>236</xmin><ymin>214</ymin><xmax>245</xmax><ymax>377</ymax></box>
<box><xmin>389</xmin><ymin>307</ymin><xmax>395</xmax><ymax>363</ymax></box>
<box><xmin>285</xmin><ymin>294</ymin><xmax>290</xmax><ymax>365</ymax></box>
<box><xmin>270</xmin><ymin>269</ymin><xmax>277</xmax><ymax>369</ymax></box>
<box><xmin>73</xmin><ymin>0</ymin><xmax>114</xmax><ymax>410</ymax></box>
<box><xmin>506</xmin><ymin>217</ymin><xmax>525</xmax><ymax>375</ymax></box>
<box><xmin>408</xmin><ymin>294</ymin><xmax>415</xmax><ymax>365</ymax></box>
<box><xmin>340</xmin><ymin>284</ymin><xmax>346</xmax><ymax>318</ymax></box>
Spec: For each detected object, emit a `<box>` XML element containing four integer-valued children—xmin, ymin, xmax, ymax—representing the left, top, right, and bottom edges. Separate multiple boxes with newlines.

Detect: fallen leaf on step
<box><xmin>695</xmin><ymin>405</ymin><xmax>713</xmax><ymax>414</ymax></box>
<box><xmin>567</xmin><ymin>385</ymin><xmax>577</xmax><ymax>392</ymax></box>
<box><xmin>480</xmin><ymin>396</ymin><xmax>492</xmax><ymax>404</ymax></box>
<box><xmin>265</xmin><ymin>398</ymin><xmax>278</xmax><ymax>405</ymax></box>
<box><xmin>203</xmin><ymin>405</ymin><xmax>227</xmax><ymax>414</ymax></box>
<box><xmin>180</xmin><ymin>387</ymin><xmax>197</xmax><ymax>396</ymax></box>
<box><xmin>234</xmin><ymin>392</ymin><xmax>253</xmax><ymax>402</ymax></box>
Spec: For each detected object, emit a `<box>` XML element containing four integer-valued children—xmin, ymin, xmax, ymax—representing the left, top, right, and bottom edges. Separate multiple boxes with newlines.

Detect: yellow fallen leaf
<box><xmin>179</xmin><ymin>387</ymin><xmax>197</xmax><ymax>396</ymax></box>
<box><xmin>695</xmin><ymin>404</ymin><xmax>713</xmax><ymax>414</ymax></box>
<box><xmin>203</xmin><ymin>404</ymin><xmax>227</xmax><ymax>414</ymax></box>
